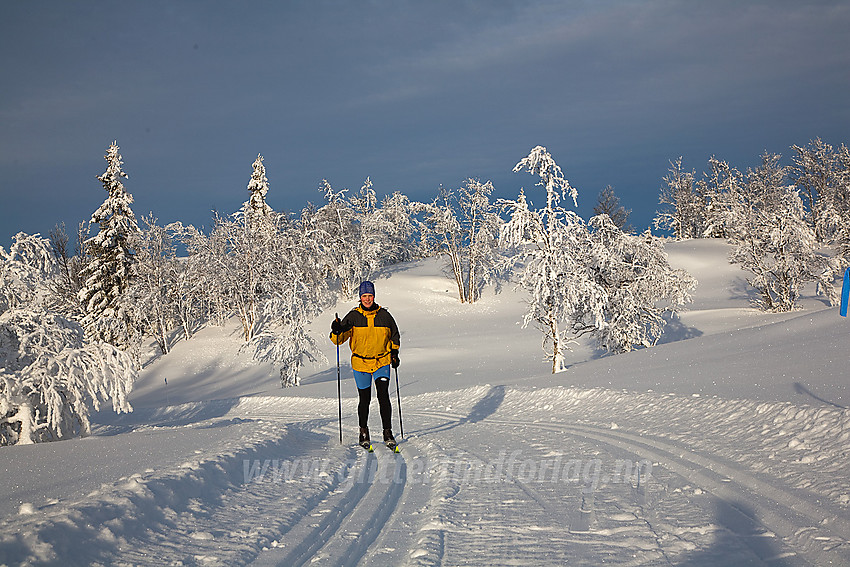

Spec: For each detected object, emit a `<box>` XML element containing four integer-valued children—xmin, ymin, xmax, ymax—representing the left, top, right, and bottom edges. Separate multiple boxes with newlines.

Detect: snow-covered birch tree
<box><xmin>580</xmin><ymin>215</ymin><xmax>696</xmax><ymax>353</ymax></box>
<box><xmin>1</xmin><ymin>233</ymin><xmax>55</xmax><ymax>313</ymax></box>
<box><xmin>1</xmin><ymin>233</ymin><xmax>135</xmax><ymax>446</ymax></box>
<box><xmin>791</xmin><ymin>138</ymin><xmax>850</xmax><ymax>260</ymax></box>
<box><xmin>309</xmin><ymin>180</ymin><xmax>361</xmax><ymax>297</ymax></box>
<box><xmin>457</xmin><ymin>179</ymin><xmax>504</xmax><ymax>303</ymax></box>
<box><xmin>0</xmin><ymin>310</ymin><xmax>135</xmax><ymax>445</ymax></box>
<box><xmin>726</xmin><ymin>152</ymin><xmax>840</xmax><ymax>311</ymax></box>
<box><xmin>420</xmin><ymin>179</ymin><xmax>503</xmax><ymax>304</ymax></box>
<box><xmin>123</xmin><ymin>215</ymin><xmax>180</xmax><ymax>354</ymax></box>
<box><xmin>349</xmin><ymin>177</ymin><xmax>385</xmax><ymax>280</ymax></box>
<box><xmin>500</xmin><ymin>146</ymin><xmax>584</xmax><ymax>372</ymax></box>
<box><xmin>699</xmin><ymin>157</ymin><xmax>742</xmax><ymax>239</ymax></box>
<box><xmin>502</xmin><ymin>146</ymin><xmax>695</xmax><ymax>371</ymax></box>
<box><xmin>47</xmin><ymin>222</ymin><xmax>86</xmax><ymax>318</ymax></box>
<box><xmin>217</xmin><ymin>211</ymin><xmax>272</xmax><ymax>342</ymax></box>
<box><xmin>421</xmin><ymin>186</ymin><xmax>467</xmax><ymax>302</ymax></box>
<box><xmin>176</xmin><ymin>222</ymin><xmax>230</xmax><ymax>328</ymax></box>
<box><xmin>243</xmin><ymin>219</ymin><xmax>330</xmax><ymax>387</ymax></box>
<box><xmin>374</xmin><ymin>191</ymin><xmax>419</xmax><ymax>267</ymax></box>
<box><xmin>654</xmin><ymin>158</ymin><xmax>708</xmax><ymax>239</ymax></box>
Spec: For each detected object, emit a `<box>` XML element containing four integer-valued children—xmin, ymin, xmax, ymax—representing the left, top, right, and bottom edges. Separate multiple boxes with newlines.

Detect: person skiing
<box><xmin>330</xmin><ymin>281</ymin><xmax>401</xmax><ymax>450</ymax></box>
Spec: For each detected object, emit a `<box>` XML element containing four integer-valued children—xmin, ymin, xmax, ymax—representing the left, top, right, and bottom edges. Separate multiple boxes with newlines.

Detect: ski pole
<box><xmin>335</xmin><ymin>313</ymin><xmax>343</xmax><ymax>444</ymax></box>
<box><xmin>394</xmin><ymin>366</ymin><xmax>404</xmax><ymax>439</ymax></box>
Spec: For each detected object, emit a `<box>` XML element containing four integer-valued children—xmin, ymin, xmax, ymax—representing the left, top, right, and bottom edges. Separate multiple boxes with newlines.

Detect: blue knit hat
<box><xmin>359</xmin><ymin>281</ymin><xmax>375</xmax><ymax>297</ymax></box>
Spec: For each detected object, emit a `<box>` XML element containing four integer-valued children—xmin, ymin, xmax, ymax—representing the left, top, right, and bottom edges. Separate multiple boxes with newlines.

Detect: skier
<box><xmin>330</xmin><ymin>281</ymin><xmax>401</xmax><ymax>450</ymax></box>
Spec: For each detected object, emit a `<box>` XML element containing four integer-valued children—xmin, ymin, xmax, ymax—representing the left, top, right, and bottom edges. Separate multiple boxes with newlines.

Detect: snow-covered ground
<box><xmin>3</xmin><ymin>240</ymin><xmax>850</xmax><ymax>566</ymax></box>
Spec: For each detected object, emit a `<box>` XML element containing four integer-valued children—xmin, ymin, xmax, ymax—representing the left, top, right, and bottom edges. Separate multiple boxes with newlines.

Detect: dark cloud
<box><xmin>2</xmin><ymin>1</ymin><xmax>849</xmax><ymax>243</ymax></box>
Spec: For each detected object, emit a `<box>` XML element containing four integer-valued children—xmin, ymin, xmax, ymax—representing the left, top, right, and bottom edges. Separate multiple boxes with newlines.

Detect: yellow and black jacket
<box><xmin>330</xmin><ymin>304</ymin><xmax>400</xmax><ymax>373</ymax></box>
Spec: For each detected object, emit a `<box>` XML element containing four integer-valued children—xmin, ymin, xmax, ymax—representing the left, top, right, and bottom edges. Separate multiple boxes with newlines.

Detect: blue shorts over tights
<box><xmin>353</xmin><ymin>364</ymin><xmax>390</xmax><ymax>390</ymax></box>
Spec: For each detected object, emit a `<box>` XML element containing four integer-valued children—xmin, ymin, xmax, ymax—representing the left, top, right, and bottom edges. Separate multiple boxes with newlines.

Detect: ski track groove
<box><xmin>248</xmin><ymin>445</ymin><xmax>378</xmax><ymax>567</ymax></box>
<box><xmin>250</xmin><ymin>423</ymin><xmax>419</xmax><ymax>567</ymax></box>
<box><xmin>77</xmin><ymin>420</ymin><xmax>362</xmax><ymax>566</ymax></box>
<box><xmin>412</xmin><ymin>408</ymin><xmax>850</xmax><ymax>566</ymax></box>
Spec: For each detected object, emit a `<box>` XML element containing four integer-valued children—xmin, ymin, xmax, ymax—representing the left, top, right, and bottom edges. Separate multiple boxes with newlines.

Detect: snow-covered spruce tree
<box><xmin>78</xmin><ymin>142</ymin><xmax>139</xmax><ymax>345</ymax></box>
<box><xmin>208</xmin><ymin>154</ymin><xmax>288</xmax><ymax>342</ymax></box>
<box><xmin>500</xmin><ymin>146</ymin><xmax>586</xmax><ymax>372</ymax></box>
<box><xmin>580</xmin><ymin>215</ymin><xmax>696</xmax><ymax>353</ymax></box>
<box><xmin>727</xmin><ymin>152</ymin><xmax>841</xmax><ymax>312</ymax></box>
<box><xmin>211</xmin><ymin>156</ymin><xmax>332</xmax><ymax>386</ymax></box>
<box><xmin>654</xmin><ymin>158</ymin><xmax>709</xmax><ymax>239</ymax></box>
<box><xmin>246</xmin><ymin>153</ymin><xmax>273</xmax><ymax>219</ymax></box>
<box><xmin>593</xmin><ymin>185</ymin><xmax>633</xmax><ymax>233</ymax></box>
<box><xmin>0</xmin><ymin>310</ymin><xmax>135</xmax><ymax>445</ymax></box>
<box><xmin>421</xmin><ymin>179</ymin><xmax>504</xmax><ymax>303</ymax></box>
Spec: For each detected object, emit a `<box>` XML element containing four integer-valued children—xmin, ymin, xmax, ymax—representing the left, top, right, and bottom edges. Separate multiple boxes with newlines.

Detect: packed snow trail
<box><xmin>5</xmin><ymin>384</ymin><xmax>850</xmax><ymax>565</ymax></box>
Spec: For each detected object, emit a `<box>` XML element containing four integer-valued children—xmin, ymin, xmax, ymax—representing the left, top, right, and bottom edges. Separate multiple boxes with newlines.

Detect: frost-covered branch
<box><xmin>0</xmin><ymin>310</ymin><xmax>135</xmax><ymax>445</ymax></box>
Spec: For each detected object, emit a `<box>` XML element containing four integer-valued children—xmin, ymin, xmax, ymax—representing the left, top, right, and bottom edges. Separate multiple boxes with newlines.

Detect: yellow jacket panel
<box><xmin>330</xmin><ymin>304</ymin><xmax>400</xmax><ymax>373</ymax></box>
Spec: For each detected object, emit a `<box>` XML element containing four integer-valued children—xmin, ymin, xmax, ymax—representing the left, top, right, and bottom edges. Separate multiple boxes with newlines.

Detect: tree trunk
<box><xmin>13</xmin><ymin>402</ymin><xmax>36</xmax><ymax>445</ymax></box>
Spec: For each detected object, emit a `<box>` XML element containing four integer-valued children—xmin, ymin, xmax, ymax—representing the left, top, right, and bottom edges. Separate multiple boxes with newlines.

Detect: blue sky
<box><xmin>2</xmin><ymin>1</ymin><xmax>849</xmax><ymax>245</ymax></box>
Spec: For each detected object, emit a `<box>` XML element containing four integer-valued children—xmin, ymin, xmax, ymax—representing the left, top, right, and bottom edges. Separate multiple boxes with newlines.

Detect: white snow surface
<box><xmin>3</xmin><ymin>239</ymin><xmax>850</xmax><ymax>566</ymax></box>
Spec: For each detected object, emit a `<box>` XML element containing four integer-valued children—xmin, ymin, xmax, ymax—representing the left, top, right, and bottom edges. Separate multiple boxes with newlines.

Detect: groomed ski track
<box><xmin>4</xmin><ymin>385</ymin><xmax>850</xmax><ymax>565</ymax></box>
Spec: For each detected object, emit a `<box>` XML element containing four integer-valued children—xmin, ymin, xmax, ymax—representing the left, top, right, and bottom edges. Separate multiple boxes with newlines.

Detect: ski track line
<box><xmin>3</xmin><ymin>418</ymin><xmax>367</xmax><ymax>566</ymax></box>
<box><xmin>250</xmin><ymin>423</ymin><xmax>423</xmax><ymax>567</ymax></box>
<box><xmin>357</xmin><ymin>439</ymin><xmax>434</xmax><ymax>567</ymax></box>
<box><xmin>414</xmin><ymin>408</ymin><xmax>850</xmax><ymax>566</ymax></box>
<box><xmin>402</xmin><ymin>412</ymin><xmax>673</xmax><ymax>566</ymax></box>
<box><xmin>248</xmin><ymin>445</ymin><xmax>378</xmax><ymax>567</ymax></box>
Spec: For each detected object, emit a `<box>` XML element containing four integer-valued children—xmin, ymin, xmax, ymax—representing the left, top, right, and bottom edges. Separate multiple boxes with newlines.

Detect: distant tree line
<box><xmin>10</xmin><ymin>138</ymin><xmax>844</xmax><ymax>444</ymax></box>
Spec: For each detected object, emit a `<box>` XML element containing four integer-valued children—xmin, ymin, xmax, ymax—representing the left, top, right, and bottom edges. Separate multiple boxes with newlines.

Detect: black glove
<box><xmin>331</xmin><ymin>318</ymin><xmax>344</xmax><ymax>335</ymax></box>
<box><xmin>390</xmin><ymin>349</ymin><xmax>400</xmax><ymax>369</ymax></box>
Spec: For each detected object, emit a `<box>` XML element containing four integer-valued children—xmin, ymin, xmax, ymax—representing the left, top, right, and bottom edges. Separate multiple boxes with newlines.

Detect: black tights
<box><xmin>358</xmin><ymin>377</ymin><xmax>392</xmax><ymax>430</ymax></box>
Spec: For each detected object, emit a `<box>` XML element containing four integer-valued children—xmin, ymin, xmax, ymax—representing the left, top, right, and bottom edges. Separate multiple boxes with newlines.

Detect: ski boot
<box><xmin>383</xmin><ymin>428</ymin><xmax>399</xmax><ymax>452</ymax></box>
<box><xmin>359</xmin><ymin>427</ymin><xmax>373</xmax><ymax>452</ymax></box>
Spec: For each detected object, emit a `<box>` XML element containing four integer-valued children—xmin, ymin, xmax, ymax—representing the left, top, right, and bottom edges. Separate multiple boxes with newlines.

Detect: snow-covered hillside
<box><xmin>2</xmin><ymin>240</ymin><xmax>849</xmax><ymax>566</ymax></box>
